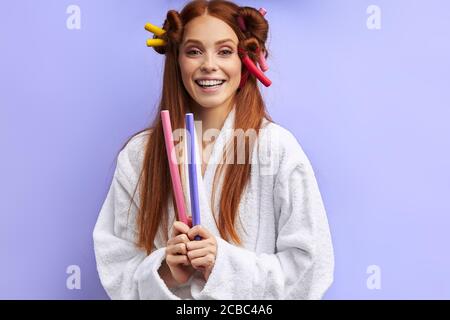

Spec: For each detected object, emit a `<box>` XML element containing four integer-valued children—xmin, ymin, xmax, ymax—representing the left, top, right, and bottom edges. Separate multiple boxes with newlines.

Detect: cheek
<box><xmin>224</xmin><ymin>58</ymin><xmax>242</xmax><ymax>82</ymax></box>
<box><xmin>179</xmin><ymin>58</ymin><xmax>197</xmax><ymax>83</ymax></box>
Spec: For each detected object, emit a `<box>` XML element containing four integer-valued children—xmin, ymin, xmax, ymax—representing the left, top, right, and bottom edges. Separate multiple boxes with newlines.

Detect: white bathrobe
<box><xmin>93</xmin><ymin>108</ymin><xmax>334</xmax><ymax>300</ymax></box>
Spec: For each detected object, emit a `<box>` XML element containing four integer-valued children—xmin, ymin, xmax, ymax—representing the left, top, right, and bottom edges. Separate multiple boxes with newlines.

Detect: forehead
<box><xmin>182</xmin><ymin>15</ymin><xmax>238</xmax><ymax>45</ymax></box>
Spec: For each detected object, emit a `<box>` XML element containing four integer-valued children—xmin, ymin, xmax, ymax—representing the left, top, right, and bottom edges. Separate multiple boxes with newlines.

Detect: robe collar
<box><xmin>180</xmin><ymin>105</ymin><xmax>236</xmax><ymax>237</ymax></box>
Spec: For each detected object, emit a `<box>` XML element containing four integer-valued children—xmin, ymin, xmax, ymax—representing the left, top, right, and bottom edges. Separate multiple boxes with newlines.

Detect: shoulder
<box><xmin>258</xmin><ymin>121</ymin><xmax>312</xmax><ymax>169</ymax></box>
<box><xmin>258</xmin><ymin>121</ymin><xmax>312</xmax><ymax>177</ymax></box>
<box><xmin>116</xmin><ymin>129</ymin><xmax>152</xmax><ymax>181</ymax></box>
<box><xmin>261</xmin><ymin>121</ymin><xmax>302</xmax><ymax>150</ymax></box>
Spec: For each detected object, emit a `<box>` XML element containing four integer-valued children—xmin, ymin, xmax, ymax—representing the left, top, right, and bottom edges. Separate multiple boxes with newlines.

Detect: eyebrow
<box><xmin>183</xmin><ymin>38</ymin><xmax>236</xmax><ymax>46</ymax></box>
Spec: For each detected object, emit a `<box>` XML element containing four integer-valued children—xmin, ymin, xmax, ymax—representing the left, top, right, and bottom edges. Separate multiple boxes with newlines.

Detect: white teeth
<box><xmin>196</xmin><ymin>80</ymin><xmax>225</xmax><ymax>86</ymax></box>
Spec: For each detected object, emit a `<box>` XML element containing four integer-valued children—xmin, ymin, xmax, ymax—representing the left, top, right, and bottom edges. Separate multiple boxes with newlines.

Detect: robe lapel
<box><xmin>194</xmin><ymin>107</ymin><xmax>236</xmax><ymax>238</ymax></box>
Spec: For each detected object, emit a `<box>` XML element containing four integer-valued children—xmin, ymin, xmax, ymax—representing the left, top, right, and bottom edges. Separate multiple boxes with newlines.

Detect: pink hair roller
<box><xmin>256</xmin><ymin>8</ymin><xmax>269</xmax><ymax>72</ymax></box>
<box><xmin>237</xmin><ymin>7</ymin><xmax>271</xmax><ymax>87</ymax></box>
<box><xmin>256</xmin><ymin>48</ymin><xmax>269</xmax><ymax>72</ymax></box>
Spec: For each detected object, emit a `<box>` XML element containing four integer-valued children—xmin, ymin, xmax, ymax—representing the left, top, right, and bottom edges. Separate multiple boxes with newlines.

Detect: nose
<box><xmin>200</xmin><ymin>53</ymin><xmax>218</xmax><ymax>73</ymax></box>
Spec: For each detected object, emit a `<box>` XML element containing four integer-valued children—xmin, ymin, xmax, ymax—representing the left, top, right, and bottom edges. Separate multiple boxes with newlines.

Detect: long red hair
<box><xmin>122</xmin><ymin>0</ymin><xmax>271</xmax><ymax>253</ymax></box>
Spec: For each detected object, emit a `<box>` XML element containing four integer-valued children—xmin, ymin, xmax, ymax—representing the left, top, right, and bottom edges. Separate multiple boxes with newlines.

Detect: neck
<box><xmin>191</xmin><ymin>98</ymin><xmax>234</xmax><ymax>133</ymax></box>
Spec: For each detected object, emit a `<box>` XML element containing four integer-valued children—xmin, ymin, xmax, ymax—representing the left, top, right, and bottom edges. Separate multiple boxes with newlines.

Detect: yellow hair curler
<box><xmin>144</xmin><ymin>23</ymin><xmax>166</xmax><ymax>36</ymax></box>
<box><xmin>146</xmin><ymin>39</ymin><xmax>166</xmax><ymax>47</ymax></box>
<box><xmin>145</xmin><ymin>23</ymin><xmax>167</xmax><ymax>47</ymax></box>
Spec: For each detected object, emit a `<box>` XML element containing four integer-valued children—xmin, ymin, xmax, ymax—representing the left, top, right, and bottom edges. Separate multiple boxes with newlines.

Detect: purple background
<box><xmin>1</xmin><ymin>0</ymin><xmax>449</xmax><ymax>299</ymax></box>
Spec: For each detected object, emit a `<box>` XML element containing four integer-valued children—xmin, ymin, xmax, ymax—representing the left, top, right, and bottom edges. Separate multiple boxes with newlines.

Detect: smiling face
<box><xmin>178</xmin><ymin>14</ymin><xmax>241</xmax><ymax>111</ymax></box>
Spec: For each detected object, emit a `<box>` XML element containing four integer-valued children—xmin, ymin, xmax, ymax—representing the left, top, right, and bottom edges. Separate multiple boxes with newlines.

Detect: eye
<box><xmin>186</xmin><ymin>48</ymin><xmax>202</xmax><ymax>56</ymax></box>
<box><xmin>219</xmin><ymin>49</ymin><xmax>233</xmax><ymax>56</ymax></box>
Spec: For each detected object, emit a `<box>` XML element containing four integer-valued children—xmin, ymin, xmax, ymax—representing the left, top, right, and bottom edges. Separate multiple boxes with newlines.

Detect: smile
<box><xmin>195</xmin><ymin>79</ymin><xmax>226</xmax><ymax>88</ymax></box>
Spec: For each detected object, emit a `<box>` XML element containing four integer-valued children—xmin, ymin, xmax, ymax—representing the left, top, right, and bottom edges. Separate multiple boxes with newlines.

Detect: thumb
<box><xmin>187</xmin><ymin>216</ymin><xmax>193</xmax><ymax>228</ymax></box>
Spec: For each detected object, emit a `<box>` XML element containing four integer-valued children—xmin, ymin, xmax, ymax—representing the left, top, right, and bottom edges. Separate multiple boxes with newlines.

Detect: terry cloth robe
<box><xmin>93</xmin><ymin>107</ymin><xmax>334</xmax><ymax>300</ymax></box>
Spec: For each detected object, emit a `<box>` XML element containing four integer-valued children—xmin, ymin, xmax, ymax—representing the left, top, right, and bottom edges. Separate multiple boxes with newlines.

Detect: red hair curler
<box><xmin>237</xmin><ymin>7</ymin><xmax>271</xmax><ymax>88</ymax></box>
<box><xmin>238</xmin><ymin>48</ymin><xmax>272</xmax><ymax>87</ymax></box>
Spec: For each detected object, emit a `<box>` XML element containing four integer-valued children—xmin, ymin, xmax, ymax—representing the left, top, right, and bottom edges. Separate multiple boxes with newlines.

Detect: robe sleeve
<box><xmin>191</xmin><ymin>130</ymin><xmax>334</xmax><ymax>300</ymax></box>
<box><xmin>93</xmin><ymin>134</ymin><xmax>191</xmax><ymax>299</ymax></box>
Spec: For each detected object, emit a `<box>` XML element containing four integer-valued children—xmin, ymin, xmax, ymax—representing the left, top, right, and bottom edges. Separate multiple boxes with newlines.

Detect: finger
<box><xmin>168</xmin><ymin>233</ymin><xmax>189</xmax><ymax>246</ymax></box>
<box><xmin>190</xmin><ymin>254</ymin><xmax>215</xmax><ymax>270</ymax></box>
<box><xmin>172</xmin><ymin>221</ymin><xmax>190</xmax><ymax>237</ymax></box>
<box><xmin>187</xmin><ymin>216</ymin><xmax>193</xmax><ymax>228</ymax></box>
<box><xmin>186</xmin><ymin>239</ymin><xmax>211</xmax><ymax>251</ymax></box>
<box><xmin>166</xmin><ymin>254</ymin><xmax>189</xmax><ymax>266</ymax></box>
<box><xmin>187</xmin><ymin>247</ymin><xmax>214</xmax><ymax>260</ymax></box>
<box><xmin>167</xmin><ymin>243</ymin><xmax>187</xmax><ymax>255</ymax></box>
<box><xmin>187</xmin><ymin>225</ymin><xmax>212</xmax><ymax>241</ymax></box>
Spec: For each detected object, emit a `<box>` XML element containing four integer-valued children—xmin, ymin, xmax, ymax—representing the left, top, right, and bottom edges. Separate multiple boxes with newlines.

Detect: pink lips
<box><xmin>195</xmin><ymin>81</ymin><xmax>225</xmax><ymax>94</ymax></box>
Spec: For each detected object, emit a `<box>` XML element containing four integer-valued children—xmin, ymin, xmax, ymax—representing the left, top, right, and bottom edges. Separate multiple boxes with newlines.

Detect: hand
<box><xmin>161</xmin><ymin>218</ymin><xmax>195</xmax><ymax>287</ymax></box>
<box><xmin>186</xmin><ymin>225</ymin><xmax>217</xmax><ymax>281</ymax></box>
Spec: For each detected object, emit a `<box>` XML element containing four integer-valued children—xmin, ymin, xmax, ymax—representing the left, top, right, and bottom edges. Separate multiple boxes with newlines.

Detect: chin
<box><xmin>197</xmin><ymin>99</ymin><xmax>227</xmax><ymax>109</ymax></box>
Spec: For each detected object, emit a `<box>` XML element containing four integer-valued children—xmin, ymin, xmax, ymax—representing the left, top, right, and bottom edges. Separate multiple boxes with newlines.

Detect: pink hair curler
<box><xmin>256</xmin><ymin>47</ymin><xmax>269</xmax><ymax>72</ymax></box>
<box><xmin>237</xmin><ymin>7</ymin><xmax>271</xmax><ymax>87</ymax></box>
<box><xmin>238</xmin><ymin>48</ymin><xmax>272</xmax><ymax>87</ymax></box>
<box><xmin>256</xmin><ymin>8</ymin><xmax>269</xmax><ymax>71</ymax></box>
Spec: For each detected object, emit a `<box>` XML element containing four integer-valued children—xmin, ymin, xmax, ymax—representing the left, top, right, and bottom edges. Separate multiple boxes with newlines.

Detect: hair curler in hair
<box><xmin>257</xmin><ymin>8</ymin><xmax>269</xmax><ymax>71</ymax></box>
<box><xmin>238</xmin><ymin>48</ymin><xmax>272</xmax><ymax>87</ymax></box>
<box><xmin>145</xmin><ymin>23</ymin><xmax>166</xmax><ymax>36</ymax></box>
<box><xmin>146</xmin><ymin>39</ymin><xmax>166</xmax><ymax>47</ymax></box>
<box><xmin>145</xmin><ymin>22</ymin><xmax>167</xmax><ymax>47</ymax></box>
<box><xmin>256</xmin><ymin>47</ymin><xmax>269</xmax><ymax>72</ymax></box>
<box><xmin>237</xmin><ymin>8</ymin><xmax>270</xmax><ymax>80</ymax></box>
<box><xmin>161</xmin><ymin>110</ymin><xmax>189</xmax><ymax>225</ymax></box>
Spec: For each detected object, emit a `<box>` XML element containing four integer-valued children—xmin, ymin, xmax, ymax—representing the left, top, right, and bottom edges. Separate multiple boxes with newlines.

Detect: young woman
<box><xmin>93</xmin><ymin>0</ymin><xmax>334</xmax><ymax>300</ymax></box>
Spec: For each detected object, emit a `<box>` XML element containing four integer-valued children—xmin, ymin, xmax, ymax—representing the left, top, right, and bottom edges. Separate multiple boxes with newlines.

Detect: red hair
<box><xmin>122</xmin><ymin>0</ymin><xmax>272</xmax><ymax>253</ymax></box>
